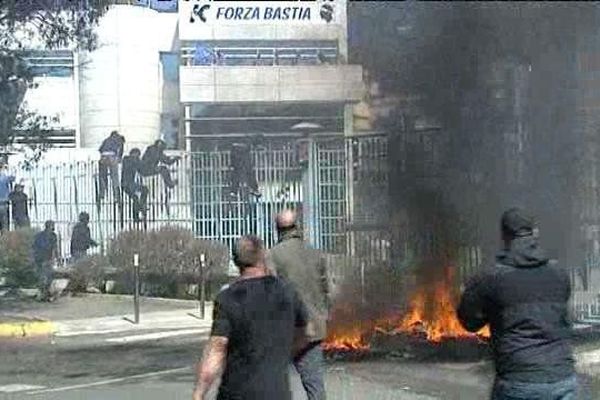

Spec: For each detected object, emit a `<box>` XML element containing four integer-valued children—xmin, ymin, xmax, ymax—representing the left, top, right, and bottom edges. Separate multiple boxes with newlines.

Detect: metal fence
<box><xmin>5</xmin><ymin>133</ymin><xmax>600</xmax><ymax>323</ymax></box>
<box><xmin>4</xmin><ymin>136</ymin><xmax>384</xmax><ymax>266</ymax></box>
<box><xmin>7</xmin><ymin>154</ymin><xmax>192</xmax><ymax>261</ymax></box>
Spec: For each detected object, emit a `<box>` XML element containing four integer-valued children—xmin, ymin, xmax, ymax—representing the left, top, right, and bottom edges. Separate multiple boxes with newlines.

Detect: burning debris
<box><xmin>324</xmin><ymin>264</ymin><xmax>490</xmax><ymax>355</ymax></box>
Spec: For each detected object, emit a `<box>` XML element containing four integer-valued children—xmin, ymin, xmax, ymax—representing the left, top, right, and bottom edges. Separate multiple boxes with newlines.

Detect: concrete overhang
<box><xmin>179</xmin><ymin>65</ymin><xmax>364</xmax><ymax>103</ymax></box>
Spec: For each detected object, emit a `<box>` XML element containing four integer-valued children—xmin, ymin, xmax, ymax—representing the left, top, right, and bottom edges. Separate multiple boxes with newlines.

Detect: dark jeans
<box><xmin>36</xmin><ymin>260</ymin><xmax>54</xmax><ymax>301</ymax></box>
<box><xmin>293</xmin><ymin>341</ymin><xmax>326</xmax><ymax>400</ymax></box>
<box><xmin>98</xmin><ymin>155</ymin><xmax>121</xmax><ymax>199</ymax></box>
<box><xmin>13</xmin><ymin>215</ymin><xmax>30</xmax><ymax>228</ymax></box>
<box><xmin>123</xmin><ymin>183</ymin><xmax>149</xmax><ymax>221</ymax></box>
<box><xmin>492</xmin><ymin>376</ymin><xmax>578</xmax><ymax>400</ymax></box>
<box><xmin>140</xmin><ymin>165</ymin><xmax>175</xmax><ymax>188</ymax></box>
<box><xmin>0</xmin><ymin>204</ymin><xmax>8</xmax><ymax>232</ymax></box>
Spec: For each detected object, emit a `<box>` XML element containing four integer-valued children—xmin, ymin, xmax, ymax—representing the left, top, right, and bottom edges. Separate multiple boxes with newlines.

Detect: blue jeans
<box><xmin>294</xmin><ymin>341</ymin><xmax>326</xmax><ymax>400</ymax></box>
<box><xmin>492</xmin><ymin>376</ymin><xmax>578</xmax><ymax>400</ymax></box>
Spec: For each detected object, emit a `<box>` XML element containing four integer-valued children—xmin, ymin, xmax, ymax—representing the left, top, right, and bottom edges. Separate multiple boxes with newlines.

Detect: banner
<box><xmin>180</xmin><ymin>0</ymin><xmax>339</xmax><ymax>27</ymax></box>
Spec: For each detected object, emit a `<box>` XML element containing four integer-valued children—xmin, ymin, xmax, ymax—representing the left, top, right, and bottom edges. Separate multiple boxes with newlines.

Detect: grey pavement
<box><xmin>0</xmin><ymin>329</ymin><xmax>599</xmax><ymax>400</ymax></box>
<box><xmin>0</xmin><ymin>292</ymin><xmax>205</xmax><ymax>322</ymax></box>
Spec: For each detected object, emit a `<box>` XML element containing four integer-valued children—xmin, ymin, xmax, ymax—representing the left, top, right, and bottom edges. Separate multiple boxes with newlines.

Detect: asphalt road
<box><xmin>0</xmin><ymin>331</ymin><xmax>597</xmax><ymax>400</ymax></box>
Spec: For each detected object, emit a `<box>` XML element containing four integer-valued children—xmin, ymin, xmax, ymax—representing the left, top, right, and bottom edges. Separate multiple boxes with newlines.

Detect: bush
<box><xmin>67</xmin><ymin>254</ymin><xmax>112</xmax><ymax>293</ymax></box>
<box><xmin>0</xmin><ymin>228</ymin><xmax>38</xmax><ymax>288</ymax></box>
<box><xmin>108</xmin><ymin>226</ymin><xmax>229</xmax><ymax>298</ymax></box>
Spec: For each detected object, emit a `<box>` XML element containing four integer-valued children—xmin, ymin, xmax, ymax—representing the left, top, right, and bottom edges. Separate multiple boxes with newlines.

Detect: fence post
<box><xmin>199</xmin><ymin>253</ymin><xmax>206</xmax><ymax>319</ymax></box>
<box><xmin>133</xmin><ymin>253</ymin><xmax>140</xmax><ymax>324</ymax></box>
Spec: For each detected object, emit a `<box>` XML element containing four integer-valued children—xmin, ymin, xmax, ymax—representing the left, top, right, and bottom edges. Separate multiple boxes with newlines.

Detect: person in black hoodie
<box><xmin>8</xmin><ymin>183</ymin><xmax>29</xmax><ymax>228</ymax></box>
<box><xmin>140</xmin><ymin>139</ymin><xmax>180</xmax><ymax>188</ymax></box>
<box><xmin>70</xmin><ymin>212</ymin><xmax>98</xmax><ymax>262</ymax></box>
<box><xmin>121</xmin><ymin>148</ymin><xmax>148</xmax><ymax>222</ymax></box>
<box><xmin>458</xmin><ymin>208</ymin><xmax>576</xmax><ymax>400</ymax></box>
<box><xmin>98</xmin><ymin>131</ymin><xmax>125</xmax><ymax>200</ymax></box>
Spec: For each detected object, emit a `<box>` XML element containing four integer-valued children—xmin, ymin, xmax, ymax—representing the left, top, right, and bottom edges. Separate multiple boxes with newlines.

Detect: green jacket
<box><xmin>267</xmin><ymin>230</ymin><xmax>331</xmax><ymax>342</ymax></box>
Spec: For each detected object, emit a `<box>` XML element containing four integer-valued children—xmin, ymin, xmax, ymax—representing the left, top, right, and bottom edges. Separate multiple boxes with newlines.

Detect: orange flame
<box><xmin>325</xmin><ymin>265</ymin><xmax>490</xmax><ymax>350</ymax></box>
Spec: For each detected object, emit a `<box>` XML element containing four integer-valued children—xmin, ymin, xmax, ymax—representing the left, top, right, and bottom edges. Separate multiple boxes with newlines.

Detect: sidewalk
<box><xmin>0</xmin><ymin>292</ymin><xmax>212</xmax><ymax>338</ymax></box>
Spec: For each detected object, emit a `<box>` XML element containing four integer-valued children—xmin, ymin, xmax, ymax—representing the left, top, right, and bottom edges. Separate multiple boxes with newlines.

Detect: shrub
<box><xmin>108</xmin><ymin>226</ymin><xmax>230</xmax><ymax>298</ymax></box>
<box><xmin>0</xmin><ymin>228</ymin><xmax>38</xmax><ymax>288</ymax></box>
<box><xmin>67</xmin><ymin>254</ymin><xmax>112</xmax><ymax>293</ymax></box>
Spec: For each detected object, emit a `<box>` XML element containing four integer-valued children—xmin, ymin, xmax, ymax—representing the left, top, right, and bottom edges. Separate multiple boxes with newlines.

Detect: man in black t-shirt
<box><xmin>193</xmin><ymin>235</ymin><xmax>308</xmax><ymax>400</ymax></box>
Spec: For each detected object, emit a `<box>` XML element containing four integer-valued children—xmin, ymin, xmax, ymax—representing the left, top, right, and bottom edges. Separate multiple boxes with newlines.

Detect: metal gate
<box><xmin>190</xmin><ymin>136</ymin><xmax>351</xmax><ymax>255</ymax></box>
<box><xmin>6</xmin><ymin>135</ymin><xmax>390</xmax><ymax>268</ymax></box>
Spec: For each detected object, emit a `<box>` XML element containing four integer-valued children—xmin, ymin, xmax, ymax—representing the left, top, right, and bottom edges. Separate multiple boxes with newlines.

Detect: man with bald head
<box><xmin>268</xmin><ymin>209</ymin><xmax>331</xmax><ymax>400</ymax></box>
<box><xmin>193</xmin><ymin>235</ymin><xmax>308</xmax><ymax>400</ymax></box>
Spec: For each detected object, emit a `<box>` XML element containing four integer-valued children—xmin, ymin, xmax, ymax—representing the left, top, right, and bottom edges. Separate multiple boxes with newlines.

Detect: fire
<box><xmin>322</xmin><ymin>326</ymin><xmax>369</xmax><ymax>351</ymax></box>
<box><xmin>325</xmin><ymin>265</ymin><xmax>490</xmax><ymax>351</ymax></box>
<box><xmin>377</xmin><ymin>282</ymin><xmax>490</xmax><ymax>342</ymax></box>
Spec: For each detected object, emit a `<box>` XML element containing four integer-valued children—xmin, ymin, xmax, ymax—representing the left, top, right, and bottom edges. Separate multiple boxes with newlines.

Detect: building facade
<box><xmin>8</xmin><ymin>1</ymin><xmax>368</xmax><ymax>264</ymax></box>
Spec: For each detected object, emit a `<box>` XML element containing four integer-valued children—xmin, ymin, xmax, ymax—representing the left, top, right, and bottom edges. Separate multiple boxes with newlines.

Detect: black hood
<box><xmin>496</xmin><ymin>236</ymin><xmax>548</xmax><ymax>268</ymax></box>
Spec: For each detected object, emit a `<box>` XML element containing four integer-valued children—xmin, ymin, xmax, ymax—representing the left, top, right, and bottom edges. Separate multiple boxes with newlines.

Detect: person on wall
<box><xmin>229</xmin><ymin>138</ymin><xmax>261</xmax><ymax>199</ymax></box>
<box><xmin>140</xmin><ymin>139</ymin><xmax>181</xmax><ymax>189</ymax></box>
<box><xmin>121</xmin><ymin>148</ymin><xmax>149</xmax><ymax>222</ymax></box>
<box><xmin>98</xmin><ymin>130</ymin><xmax>125</xmax><ymax>201</ymax></box>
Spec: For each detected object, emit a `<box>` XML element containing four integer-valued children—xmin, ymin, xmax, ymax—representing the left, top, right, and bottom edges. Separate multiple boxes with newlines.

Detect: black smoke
<box><xmin>350</xmin><ymin>2</ymin><xmax>600</xmax><ymax>270</ymax></box>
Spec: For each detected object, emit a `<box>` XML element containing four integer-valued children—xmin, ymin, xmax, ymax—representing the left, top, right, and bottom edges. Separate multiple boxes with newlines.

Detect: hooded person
<box><xmin>70</xmin><ymin>211</ymin><xmax>98</xmax><ymax>262</ymax></box>
<box><xmin>140</xmin><ymin>139</ymin><xmax>180</xmax><ymax>189</ymax></box>
<box><xmin>8</xmin><ymin>181</ymin><xmax>29</xmax><ymax>228</ymax></box>
<box><xmin>98</xmin><ymin>130</ymin><xmax>125</xmax><ymax>200</ymax></box>
<box><xmin>457</xmin><ymin>208</ymin><xmax>576</xmax><ymax>399</ymax></box>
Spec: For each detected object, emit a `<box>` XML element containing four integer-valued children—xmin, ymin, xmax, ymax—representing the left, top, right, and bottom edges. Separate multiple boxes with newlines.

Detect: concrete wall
<box><xmin>78</xmin><ymin>6</ymin><xmax>178</xmax><ymax>150</ymax></box>
<box><xmin>180</xmin><ymin>65</ymin><xmax>363</xmax><ymax>103</ymax></box>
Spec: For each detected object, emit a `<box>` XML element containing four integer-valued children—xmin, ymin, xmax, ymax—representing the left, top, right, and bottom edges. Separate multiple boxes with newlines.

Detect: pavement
<box><xmin>0</xmin><ymin>293</ymin><xmax>599</xmax><ymax>399</ymax></box>
<box><xmin>0</xmin><ymin>292</ymin><xmax>211</xmax><ymax>338</ymax></box>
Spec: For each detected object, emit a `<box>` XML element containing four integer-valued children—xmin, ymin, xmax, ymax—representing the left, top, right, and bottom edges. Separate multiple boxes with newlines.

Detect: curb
<box><xmin>0</xmin><ymin>320</ymin><xmax>55</xmax><ymax>338</ymax></box>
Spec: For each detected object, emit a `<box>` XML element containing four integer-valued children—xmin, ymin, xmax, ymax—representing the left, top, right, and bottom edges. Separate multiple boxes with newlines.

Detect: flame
<box><xmin>322</xmin><ymin>326</ymin><xmax>370</xmax><ymax>351</ymax></box>
<box><xmin>325</xmin><ymin>265</ymin><xmax>490</xmax><ymax>351</ymax></box>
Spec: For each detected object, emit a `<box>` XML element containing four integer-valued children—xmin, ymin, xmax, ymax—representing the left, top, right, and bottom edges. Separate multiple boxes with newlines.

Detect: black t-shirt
<box><xmin>211</xmin><ymin>275</ymin><xmax>307</xmax><ymax>400</ymax></box>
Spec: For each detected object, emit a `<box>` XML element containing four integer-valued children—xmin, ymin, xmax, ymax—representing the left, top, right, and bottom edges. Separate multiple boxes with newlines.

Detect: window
<box><xmin>22</xmin><ymin>50</ymin><xmax>74</xmax><ymax>78</ymax></box>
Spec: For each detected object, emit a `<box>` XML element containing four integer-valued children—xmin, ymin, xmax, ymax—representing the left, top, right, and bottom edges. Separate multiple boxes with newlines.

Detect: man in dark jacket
<box><xmin>33</xmin><ymin>220</ymin><xmax>59</xmax><ymax>302</ymax></box>
<box><xmin>267</xmin><ymin>209</ymin><xmax>331</xmax><ymax>400</ymax></box>
<box><xmin>121</xmin><ymin>148</ymin><xmax>148</xmax><ymax>222</ymax></box>
<box><xmin>70</xmin><ymin>212</ymin><xmax>97</xmax><ymax>262</ymax></box>
<box><xmin>8</xmin><ymin>183</ymin><xmax>29</xmax><ymax>228</ymax></box>
<box><xmin>229</xmin><ymin>141</ymin><xmax>260</xmax><ymax>198</ymax></box>
<box><xmin>458</xmin><ymin>208</ymin><xmax>576</xmax><ymax>399</ymax></box>
<box><xmin>98</xmin><ymin>130</ymin><xmax>125</xmax><ymax>200</ymax></box>
<box><xmin>140</xmin><ymin>139</ymin><xmax>180</xmax><ymax>188</ymax></box>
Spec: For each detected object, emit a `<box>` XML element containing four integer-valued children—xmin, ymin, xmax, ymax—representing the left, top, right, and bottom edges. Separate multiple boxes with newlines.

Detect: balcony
<box><xmin>179</xmin><ymin>45</ymin><xmax>364</xmax><ymax>103</ymax></box>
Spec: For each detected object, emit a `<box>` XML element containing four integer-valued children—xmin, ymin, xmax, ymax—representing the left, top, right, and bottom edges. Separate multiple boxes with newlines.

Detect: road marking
<box><xmin>105</xmin><ymin>328</ymin><xmax>209</xmax><ymax>343</ymax></box>
<box><xmin>54</xmin><ymin>323</ymin><xmax>208</xmax><ymax>337</ymax></box>
<box><xmin>26</xmin><ymin>367</ymin><xmax>190</xmax><ymax>395</ymax></box>
<box><xmin>0</xmin><ymin>384</ymin><xmax>46</xmax><ymax>393</ymax></box>
<box><xmin>0</xmin><ymin>321</ymin><xmax>55</xmax><ymax>338</ymax></box>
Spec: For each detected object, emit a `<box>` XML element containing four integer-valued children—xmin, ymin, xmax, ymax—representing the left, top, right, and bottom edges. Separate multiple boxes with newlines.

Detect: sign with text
<box><xmin>180</xmin><ymin>0</ymin><xmax>340</xmax><ymax>29</ymax></box>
